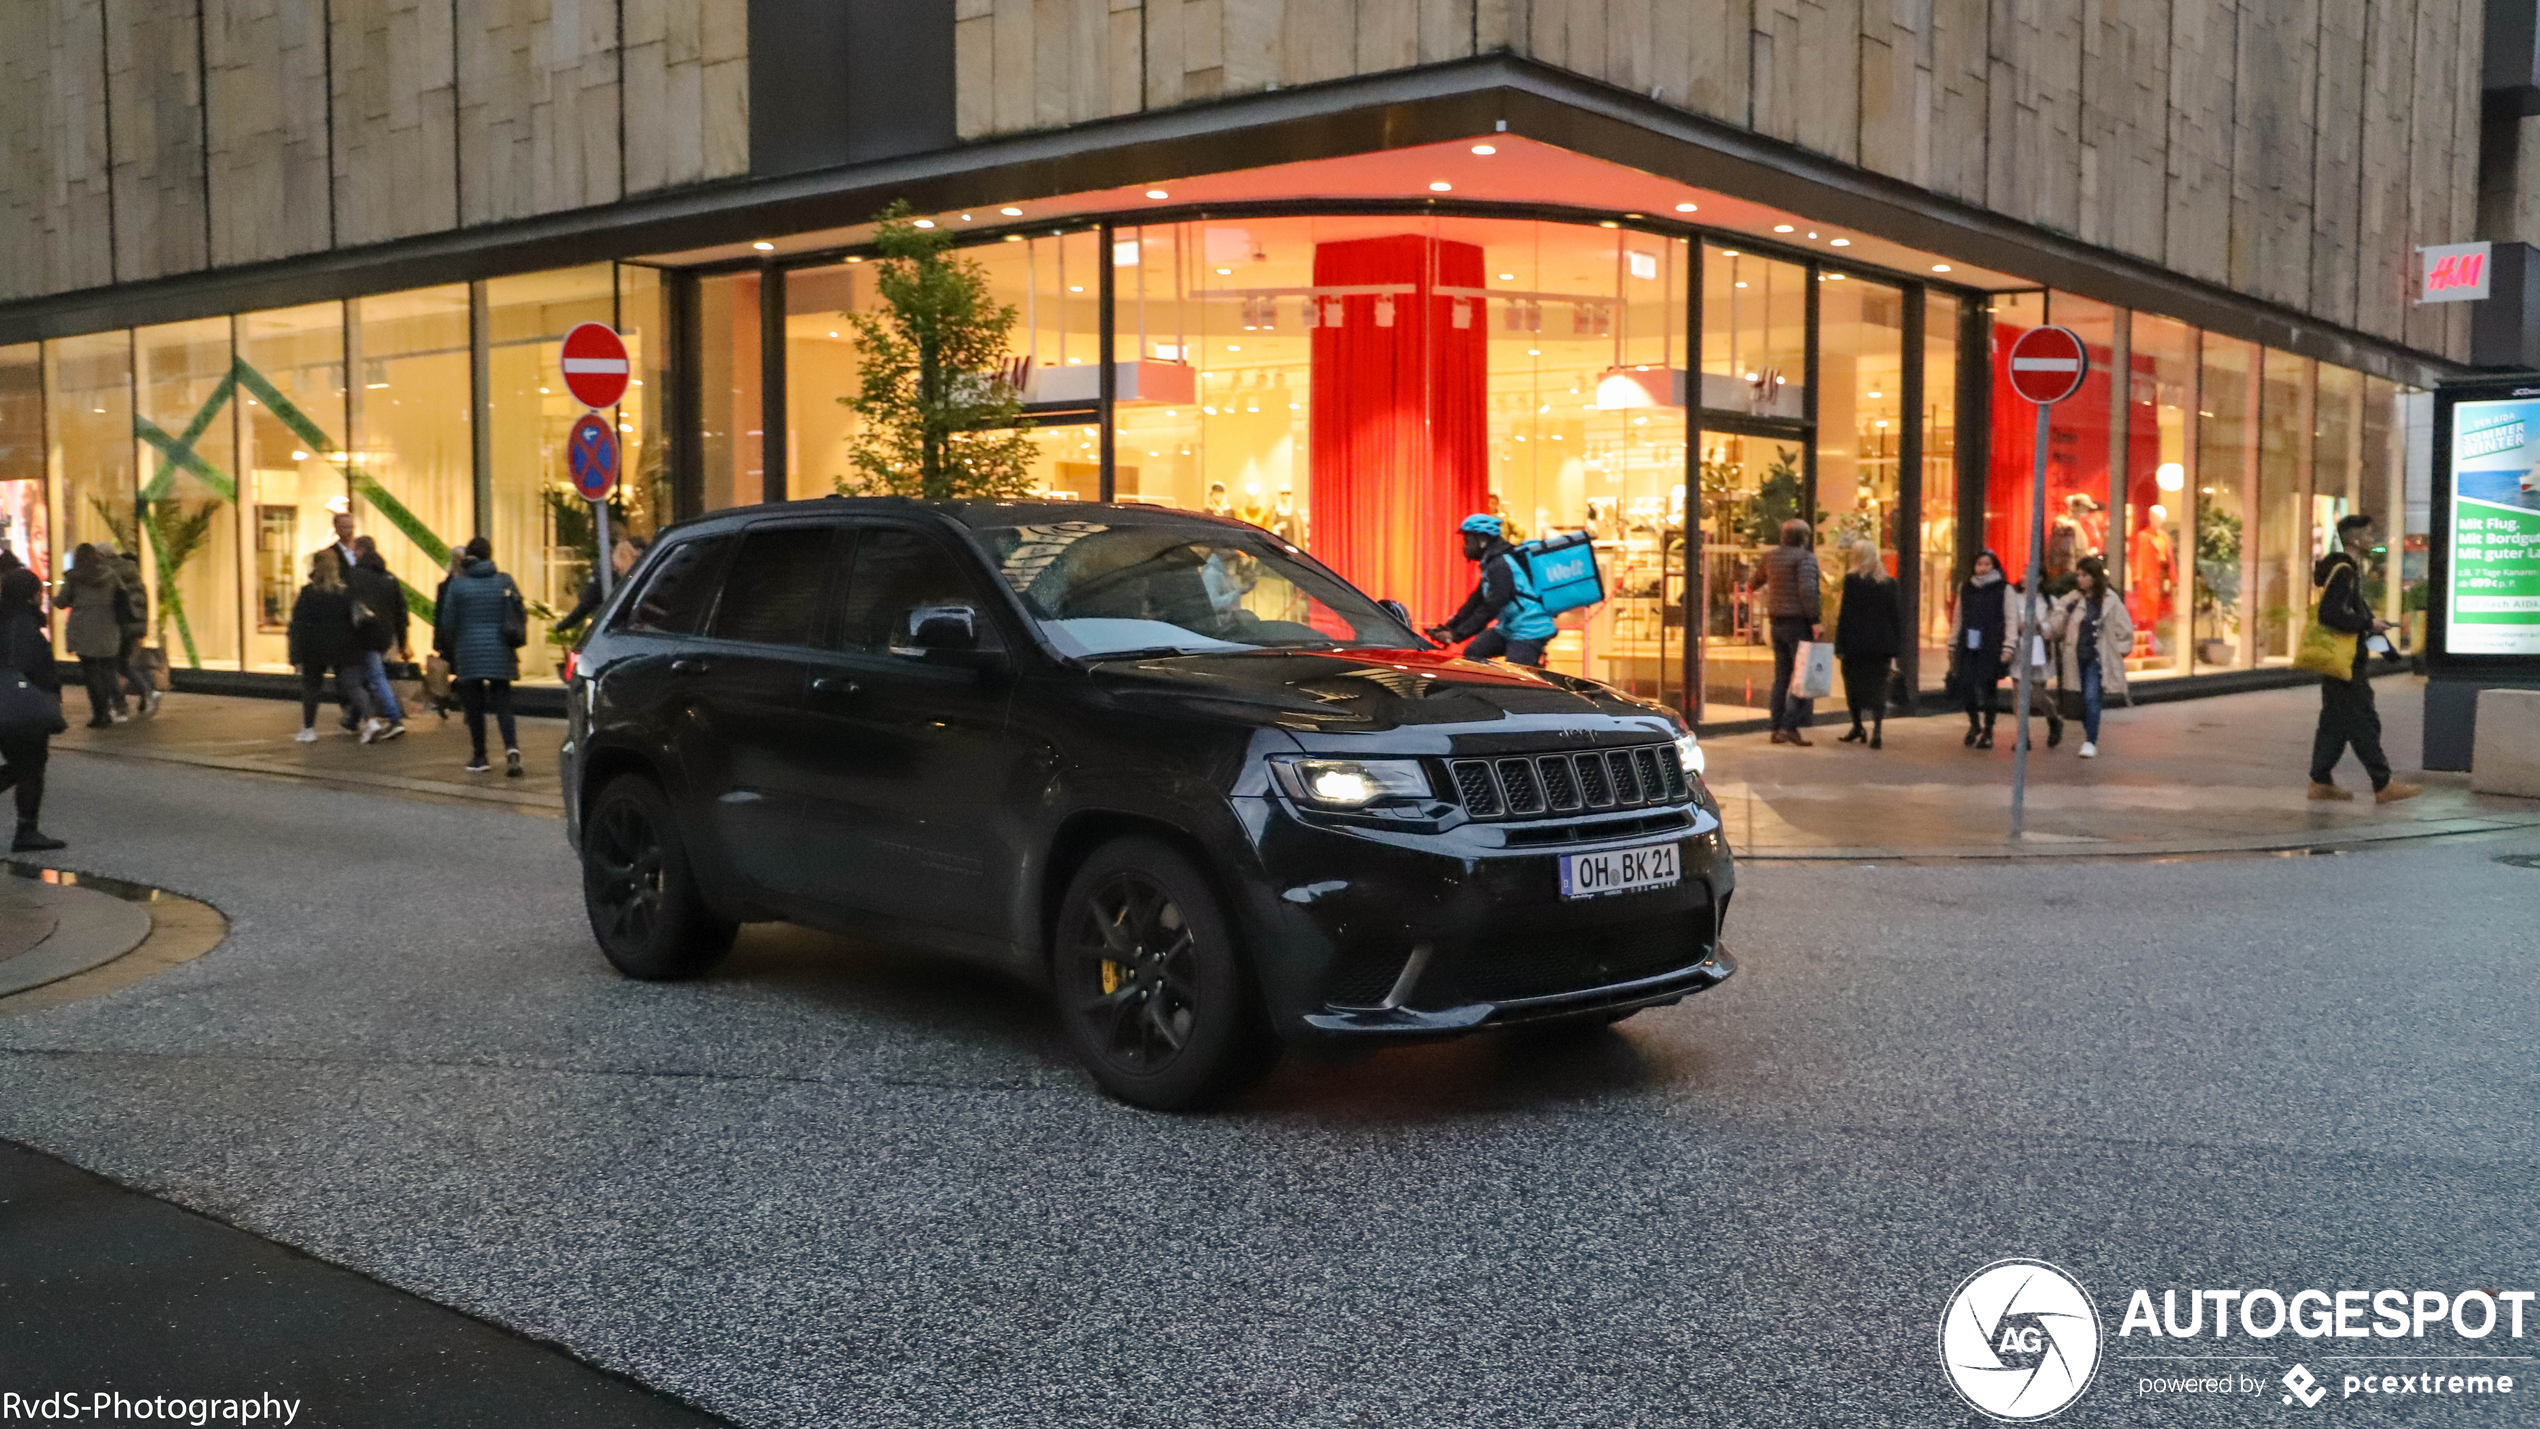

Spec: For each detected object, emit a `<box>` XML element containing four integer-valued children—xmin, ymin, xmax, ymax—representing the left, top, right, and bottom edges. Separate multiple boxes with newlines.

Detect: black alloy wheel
<box><xmin>1054</xmin><ymin>837</ymin><xmax>1273</xmax><ymax>1111</ymax></box>
<box><xmin>581</xmin><ymin>774</ymin><xmax>736</xmax><ymax>980</ymax></box>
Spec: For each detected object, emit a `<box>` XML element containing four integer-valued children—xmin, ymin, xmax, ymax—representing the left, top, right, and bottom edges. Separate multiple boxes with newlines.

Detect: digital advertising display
<box><xmin>2444</xmin><ymin>396</ymin><xmax>2540</xmax><ymax>656</ymax></box>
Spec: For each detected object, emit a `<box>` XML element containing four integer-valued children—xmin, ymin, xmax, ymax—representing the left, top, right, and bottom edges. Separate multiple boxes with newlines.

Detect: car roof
<box><xmin>655</xmin><ymin>496</ymin><xmax>1265</xmax><ymax>541</ymax></box>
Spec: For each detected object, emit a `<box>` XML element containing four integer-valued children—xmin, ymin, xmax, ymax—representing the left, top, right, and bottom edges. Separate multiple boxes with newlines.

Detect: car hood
<box><xmin>1086</xmin><ymin>646</ymin><xmax>1683</xmax><ymax>750</ymax></box>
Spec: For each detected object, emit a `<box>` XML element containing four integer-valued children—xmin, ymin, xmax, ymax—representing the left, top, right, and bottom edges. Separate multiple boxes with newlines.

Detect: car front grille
<box><xmin>1428</xmin><ymin>903</ymin><xmax>1715</xmax><ymax>1005</ymax></box>
<box><xmin>1448</xmin><ymin>744</ymin><xmax>1688</xmax><ymax>821</ymax></box>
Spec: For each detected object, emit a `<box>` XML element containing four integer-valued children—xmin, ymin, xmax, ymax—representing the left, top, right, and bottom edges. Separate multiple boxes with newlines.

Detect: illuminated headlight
<box><xmin>1674</xmin><ymin>731</ymin><xmax>1706</xmax><ymax>778</ymax></box>
<box><xmin>1270</xmin><ymin>756</ymin><xmax>1433</xmax><ymax>811</ymax></box>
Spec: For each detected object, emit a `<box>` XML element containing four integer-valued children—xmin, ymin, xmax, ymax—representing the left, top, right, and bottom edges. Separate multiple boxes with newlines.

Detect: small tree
<box><xmin>841</xmin><ymin>201</ymin><xmax>1038</xmax><ymax>500</ymax></box>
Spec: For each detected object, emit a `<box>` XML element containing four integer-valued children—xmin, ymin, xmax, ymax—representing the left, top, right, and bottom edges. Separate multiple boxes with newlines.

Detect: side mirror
<box><xmin>893</xmin><ymin>604</ymin><xmax>984</xmax><ymax>659</ymax></box>
<box><xmin>1378</xmin><ymin>598</ymin><xmax>1414</xmax><ymax>628</ymax></box>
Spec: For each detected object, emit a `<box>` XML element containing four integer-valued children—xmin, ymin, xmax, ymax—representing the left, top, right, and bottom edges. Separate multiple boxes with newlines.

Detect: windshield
<box><xmin>963</xmin><ymin>519</ymin><xmax>1423</xmax><ymax>658</ymax></box>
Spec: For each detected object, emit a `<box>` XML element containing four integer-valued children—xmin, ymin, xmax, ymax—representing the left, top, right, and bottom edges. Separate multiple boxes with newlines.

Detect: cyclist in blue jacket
<box><xmin>1427</xmin><ymin>513</ymin><xmax>1557</xmax><ymax>666</ymax></box>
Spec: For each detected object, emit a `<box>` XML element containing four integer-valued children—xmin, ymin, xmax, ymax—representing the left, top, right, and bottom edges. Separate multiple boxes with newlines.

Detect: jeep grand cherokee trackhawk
<box><xmin>562</xmin><ymin>498</ymin><xmax>1734</xmax><ymax>1110</ymax></box>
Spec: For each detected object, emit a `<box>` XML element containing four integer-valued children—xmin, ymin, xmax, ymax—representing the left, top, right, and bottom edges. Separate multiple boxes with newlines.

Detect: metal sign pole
<box><xmin>2011</xmin><ymin>399</ymin><xmax>2049</xmax><ymax>841</ymax></box>
<box><xmin>594</xmin><ymin>498</ymin><xmax>614</xmax><ymax>599</ymax></box>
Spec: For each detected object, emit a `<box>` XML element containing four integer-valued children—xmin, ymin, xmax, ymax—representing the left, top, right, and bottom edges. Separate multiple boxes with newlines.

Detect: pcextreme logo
<box><xmin>1940</xmin><ymin>1259</ymin><xmax>2104</xmax><ymax>1421</ymax></box>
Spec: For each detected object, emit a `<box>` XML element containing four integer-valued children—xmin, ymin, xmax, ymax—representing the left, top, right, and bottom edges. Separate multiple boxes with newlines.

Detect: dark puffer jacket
<box><xmin>434</xmin><ymin>558</ymin><xmax>523</xmax><ymax>681</ymax></box>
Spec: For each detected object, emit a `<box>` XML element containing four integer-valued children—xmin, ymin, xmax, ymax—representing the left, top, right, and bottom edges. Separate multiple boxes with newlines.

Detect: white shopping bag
<box><xmin>1794</xmin><ymin>640</ymin><xmax>1835</xmax><ymax>700</ymax></box>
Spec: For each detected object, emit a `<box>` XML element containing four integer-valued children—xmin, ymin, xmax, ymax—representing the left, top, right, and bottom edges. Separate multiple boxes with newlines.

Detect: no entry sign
<box><xmin>566</xmin><ymin>413</ymin><xmax>620</xmax><ymax>501</ymax></box>
<box><xmin>2006</xmin><ymin>325</ymin><xmax>2089</xmax><ymax>405</ymax></box>
<box><xmin>559</xmin><ymin>322</ymin><xmax>630</xmax><ymax>410</ymax></box>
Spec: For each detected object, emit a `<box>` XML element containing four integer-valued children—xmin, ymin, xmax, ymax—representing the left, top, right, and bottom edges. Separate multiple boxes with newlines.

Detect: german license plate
<box><xmin>1558</xmin><ymin>841</ymin><xmax>1681</xmax><ymax>899</ymax></box>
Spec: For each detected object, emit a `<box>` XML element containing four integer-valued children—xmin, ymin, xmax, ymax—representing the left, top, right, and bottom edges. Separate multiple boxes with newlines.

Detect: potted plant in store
<box><xmin>840</xmin><ymin>201</ymin><xmax>1039</xmax><ymax>501</ymax></box>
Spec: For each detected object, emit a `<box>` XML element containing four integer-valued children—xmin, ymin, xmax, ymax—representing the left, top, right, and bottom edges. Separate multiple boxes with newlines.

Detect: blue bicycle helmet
<box><xmin>1458</xmin><ymin>512</ymin><xmax>1503</xmax><ymax>538</ymax></box>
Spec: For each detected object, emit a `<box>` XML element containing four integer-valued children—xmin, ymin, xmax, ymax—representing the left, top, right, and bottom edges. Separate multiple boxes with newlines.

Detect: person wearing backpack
<box><xmin>434</xmin><ymin>536</ymin><xmax>527</xmax><ymax>777</ymax></box>
<box><xmin>1427</xmin><ymin>512</ymin><xmax>1557</xmax><ymax>667</ymax></box>
<box><xmin>0</xmin><ymin>567</ymin><xmax>68</xmax><ymax>851</ymax></box>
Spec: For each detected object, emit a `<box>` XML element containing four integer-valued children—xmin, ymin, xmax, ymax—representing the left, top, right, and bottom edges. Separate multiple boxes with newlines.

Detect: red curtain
<box><xmin>1308</xmin><ymin>235</ymin><xmax>1488</xmax><ymax>626</ymax></box>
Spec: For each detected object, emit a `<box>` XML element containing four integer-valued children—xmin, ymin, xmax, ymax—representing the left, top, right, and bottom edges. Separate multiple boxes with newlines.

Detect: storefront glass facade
<box><xmin>0</xmin><ymin>209</ymin><xmax>2430</xmax><ymax>708</ymax></box>
<box><xmin>2</xmin><ymin>265</ymin><xmax>667</xmax><ymax>676</ymax></box>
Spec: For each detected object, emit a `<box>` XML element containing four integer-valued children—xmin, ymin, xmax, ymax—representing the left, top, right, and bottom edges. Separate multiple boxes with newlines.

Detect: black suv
<box><xmin>563</xmin><ymin>499</ymin><xmax>1734</xmax><ymax>1109</ymax></box>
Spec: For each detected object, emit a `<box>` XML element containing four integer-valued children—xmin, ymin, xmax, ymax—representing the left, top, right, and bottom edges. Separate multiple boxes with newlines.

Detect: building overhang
<box><xmin>0</xmin><ymin>54</ymin><xmax>2463</xmax><ymax>388</ymax></box>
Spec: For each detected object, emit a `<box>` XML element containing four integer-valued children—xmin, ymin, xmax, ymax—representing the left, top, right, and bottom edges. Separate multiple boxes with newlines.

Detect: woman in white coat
<box><xmin>2047</xmin><ymin>555</ymin><xmax>2133</xmax><ymax>758</ymax></box>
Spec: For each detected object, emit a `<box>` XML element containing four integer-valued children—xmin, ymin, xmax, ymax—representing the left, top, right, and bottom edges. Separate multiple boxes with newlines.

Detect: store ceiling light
<box><xmin>1598</xmin><ymin>220</ymin><xmax>1619</xmax><ymax>228</ymax></box>
<box><xmin>1430</xmin><ymin>182</ymin><xmax>1453</xmax><ymax>192</ymax></box>
<box><xmin>1675</xmin><ymin>202</ymin><xmax>1697</xmax><ymax>212</ymax></box>
<box><xmin>1146</xmin><ymin>189</ymin><xmax>1170</xmax><ymax>199</ymax></box>
<box><xmin>1001</xmin><ymin>206</ymin><xmax>1023</xmax><ymax>216</ymax></box>
<box><xmin>913</xmin><ymin>219</ymin><xmax>935</xmax><ymax>229</ymax></box>
<box><xmin>1773</xmin><ymin>224</ymin><xmax>1795</xmax><ymax>233</ymax></box>
<box><xmin>1471</xmin><ymin>143</ymin><xmax>1496</xmax><ymax>155</ymax></box>
<box><xmin>1499</xmin><ymin>273</ymin><xmax>1515</xmax><ymax>281</ymax></box>
<box><xmin>1005</xmin><ymin>234</ymin><xmax>1022</xmax><ymax>242</ymax></box>
<box><xmin>1932</xmin><ymin>263</ymin><xmax>1952</xmax><ymax>272</ymax></box>
<box><xmin>752</xmin><ymin>241</ymin><xmax>774</xmax><ymax>251</ymax></box>
<box><xmin>1829</xmin><ymin>238</ymin><xmax>1850</xmax><ymax>246</ymax></box>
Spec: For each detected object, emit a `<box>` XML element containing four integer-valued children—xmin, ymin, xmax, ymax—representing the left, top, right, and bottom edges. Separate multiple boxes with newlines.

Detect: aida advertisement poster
<box><xmin>2447</xmin><ymin>399</ymin><xmax>2540</xmax><ymax>655</ymax></box>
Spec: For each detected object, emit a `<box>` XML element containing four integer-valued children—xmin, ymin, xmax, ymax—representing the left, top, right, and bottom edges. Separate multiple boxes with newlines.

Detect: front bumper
<box><xmin>1302</xmin><ymin>948</ymin><xmax>1737</xmax><ymax>1034</ymax></box>
<box><xmin>1235</xmin><ymin>794</ymin><xmax>1737</xmax><ymax>1039</ymax></box>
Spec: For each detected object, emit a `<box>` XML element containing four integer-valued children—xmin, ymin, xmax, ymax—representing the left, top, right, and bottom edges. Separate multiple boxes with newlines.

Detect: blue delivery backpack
<box><xmin>1511</xmin><ymin>530</ymin><xmax>1604</xmax><ymax>616</ymax></box>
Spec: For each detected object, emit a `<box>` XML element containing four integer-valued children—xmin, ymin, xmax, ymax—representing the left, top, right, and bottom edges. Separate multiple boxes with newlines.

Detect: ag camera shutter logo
<box><xmin>1940</xmin><ymin>1259</ymin><xmax>2104</xmax><ymax>1420</ymax></box>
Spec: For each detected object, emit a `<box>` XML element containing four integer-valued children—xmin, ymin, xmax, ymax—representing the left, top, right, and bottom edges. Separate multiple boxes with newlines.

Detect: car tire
<box><xmin>1052</xmin><ymin>837</ymin><xmax>1275</xmax><ymax>1111</ymax></box>
<box><xmin>581</xmin><ymin>773</ymin><xmax>737</xmax><ymax>980</ymax></box>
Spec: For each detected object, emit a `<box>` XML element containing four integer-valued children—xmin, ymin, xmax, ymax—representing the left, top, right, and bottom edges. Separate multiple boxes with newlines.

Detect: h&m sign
<box><xmin>2420</xmin><ymin>242</ymin><xmax>2493</xmax><ymax>303</ymax></box>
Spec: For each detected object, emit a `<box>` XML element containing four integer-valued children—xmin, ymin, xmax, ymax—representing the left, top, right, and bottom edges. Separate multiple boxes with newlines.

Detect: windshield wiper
<box><xmin>1078</xmin><ymin>644</ymin><xmax>1209</xmax><ymax>663</ymax></box>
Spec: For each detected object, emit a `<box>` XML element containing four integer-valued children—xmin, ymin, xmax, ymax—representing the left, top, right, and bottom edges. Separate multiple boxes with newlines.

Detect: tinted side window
<box><xmin>832</xmin><ymin>527</ymin><xmax>1000</xmax><ymax>653</ymax></box>
<box><xmin>708</xmin><ymin>526</ymin><xmax>839</xmax><ymax>648</ymax></box>
<box><xmin>619</xmin><ymin>535</ymin><xmax>734</xmax><ymax>635</ymax></box>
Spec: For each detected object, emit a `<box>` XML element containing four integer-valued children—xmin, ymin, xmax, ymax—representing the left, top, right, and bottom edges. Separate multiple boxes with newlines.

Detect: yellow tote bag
<box><xmin>2292</xmin><ymin>614</ymin><xmax>2357</xmax><ymax>678</ymax></box>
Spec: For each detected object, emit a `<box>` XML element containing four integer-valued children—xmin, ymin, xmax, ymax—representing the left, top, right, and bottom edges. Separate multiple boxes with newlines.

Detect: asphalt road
<box><xmin>2</xmin><ymin>749</ymin><xmax>2535</xmax><ymax>1427</ymax></box>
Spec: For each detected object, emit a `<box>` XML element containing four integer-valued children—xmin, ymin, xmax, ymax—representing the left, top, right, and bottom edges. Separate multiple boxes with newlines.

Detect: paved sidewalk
<box><xmin>0</xmin><ymin>869</ymin><xmax>152</xmax><ymax>997</ymax></box>
<box><xmin>45</xmin><ymin>681</ymin><xmax>2540</xmax><ymax>860</ymax></box>
<box><xmin>53</xmin><ymin>691</ymin><xmax>565</xmax><ymax>813</ymax></box>
<box><xmin>1705</xmin><ymin>673</ymin><xmax>2540</xmax><ymax>858</ymax></box>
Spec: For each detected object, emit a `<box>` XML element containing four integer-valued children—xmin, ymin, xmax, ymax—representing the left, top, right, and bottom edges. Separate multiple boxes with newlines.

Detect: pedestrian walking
<box><xmin>435</xmin><ymin>536</ymin><xmax>527</xmax><ymax>778</ymax></box>
<box><xmin>2308</xmin><ymin>514</ymin><xmax>2421</xmax><ymax>804</ymax></box>
<box><xmin>1834</xmin><ymin>539</ymin><xmax>1903</xmax><ymax>749</ymax></box>
<box><xmin>2048</xmin><ymin>555</ymin><xmax>2132</xmax><ymax>759</ymax></box>
<box><xmin>1950</xmin><ymin>550</ymin><xmax>2010</xmax><ymax>749</ymax></box>
<box><xmin>54</xmin><ymin>544</ymin><xmax>128</xmax><ymax>729</ymax></box>
<box><xmin>102</xmin><ymin>542</ymin><xmax>156</xmax><ymax>714</ymax></box>
<box><xmin>554</xmin><ymin>532</ymin><xmax>649</xmax><ymax>636</ymax></box>
<box><xmin>346</xmin><ymin>537</ymin><xmax>410</xmax><ymax>740</ymax></box>
<box><xmin>2006</xmin><ymin>576</ymin><xmax>2066</xmax><ymax>750</ymax></box>
<box><xmin>0</xmin><ymin>567</ymin><xmax>68</xmax><ymax>851</ymax></box>
<box><xmin>288</xmin><ymin>549</ymin><xmax>379</xmax><ymax>743</ymax></box>
<box><xmin>1749</xmin><ymin>519</ymin><xmax>1823</xmax><ymax>745</ymax></box>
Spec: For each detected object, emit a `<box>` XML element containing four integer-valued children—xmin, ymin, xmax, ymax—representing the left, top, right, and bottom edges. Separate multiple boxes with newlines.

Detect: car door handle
<box><xmin>810</xmin><ymin>676</ymin><xmax>860</xmax><ymax>696</ymax></box>
<box><xmin>671</xmin><ymin>657</ymin><xmax>710</xmax><ymax>675</ymax></box>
